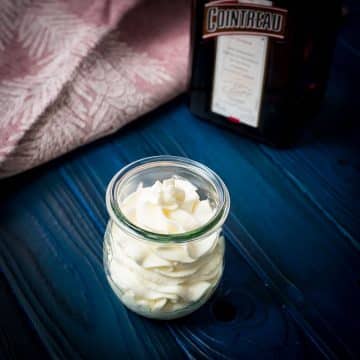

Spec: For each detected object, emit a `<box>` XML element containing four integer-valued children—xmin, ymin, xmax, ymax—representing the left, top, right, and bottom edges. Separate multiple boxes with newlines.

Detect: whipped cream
<box><xmin>106</xmin><ymin>177</ymin><xmax>224</xmax><ymax>317</ymax></box>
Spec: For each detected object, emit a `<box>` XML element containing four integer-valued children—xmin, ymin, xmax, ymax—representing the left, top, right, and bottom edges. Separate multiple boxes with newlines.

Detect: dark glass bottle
<box><xmin>189</xmin><ymin>0</ymin><xmax>341</xmax><ymax>147</ymax></box>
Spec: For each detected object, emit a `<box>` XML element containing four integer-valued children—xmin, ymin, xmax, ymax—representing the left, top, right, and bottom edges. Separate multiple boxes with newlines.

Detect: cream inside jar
<box><xmin>107</xmin><ymin>177</ymin><xmax>224</xmax><ymax>314</ymax></box>
<box><xmin>104</xmin><ymin>156</ymin><xmax>230</xmax><ymax>319</ymax></box>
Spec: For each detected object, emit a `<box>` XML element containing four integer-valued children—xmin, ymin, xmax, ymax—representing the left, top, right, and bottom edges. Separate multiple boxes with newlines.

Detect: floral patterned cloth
<box><xmin>0</xmin><ymin>0</ymin><xmax>190</xmax><ymax>178</ymax></box>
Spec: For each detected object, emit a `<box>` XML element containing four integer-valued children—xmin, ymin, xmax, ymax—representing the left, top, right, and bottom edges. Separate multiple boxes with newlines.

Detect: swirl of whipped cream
<box><xmin>107</xmin><ymin>178</ymin><xmax>224</xmax><ymax>314</ymax></box>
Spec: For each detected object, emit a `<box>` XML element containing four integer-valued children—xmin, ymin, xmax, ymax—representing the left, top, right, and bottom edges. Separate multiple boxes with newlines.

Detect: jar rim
<box><xmin>105</xmin><ymin>156</ymin><xmax>230</xmax><ymax>243</ymax></box>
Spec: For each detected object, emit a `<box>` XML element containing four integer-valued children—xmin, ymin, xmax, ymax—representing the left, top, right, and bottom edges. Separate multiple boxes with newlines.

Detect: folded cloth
<box><xmin>0</xmin><ymin>0</ymin><xmax>190</xmax><ymax>178</ymax></box>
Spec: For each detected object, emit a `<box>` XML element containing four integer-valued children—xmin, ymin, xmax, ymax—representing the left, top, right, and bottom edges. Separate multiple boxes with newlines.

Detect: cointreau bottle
<box><xmin>189</xmin><ymin>0</ymin><xmax>341</xmax><ymax>146</ymax></box>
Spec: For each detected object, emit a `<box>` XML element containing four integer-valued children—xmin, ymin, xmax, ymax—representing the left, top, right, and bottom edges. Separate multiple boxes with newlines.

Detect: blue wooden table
<box><xmin>1</xmin><ymin>4</ymin><xmax>359</xmax><ymax>359</ymax></box>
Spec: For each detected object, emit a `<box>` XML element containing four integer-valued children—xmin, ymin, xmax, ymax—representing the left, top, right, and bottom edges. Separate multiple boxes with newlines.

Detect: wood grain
<box><xmin>1</xmin><ymin>94</ymin><xmax>359</xmax><ymax>358</ymax></box>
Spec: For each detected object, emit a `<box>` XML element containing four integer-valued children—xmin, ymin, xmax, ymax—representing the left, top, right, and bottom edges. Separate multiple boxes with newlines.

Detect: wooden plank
<box><xmin>0</xmin><ymin>107</ymin><xmax>323</xmax><ymax>358</ymax></box>
<box><xmin>1</xmin><ymin>96</ymin><xmax>358</xmax><ymax>357</ymax></box>
<box><xmin>0</xmin><ymin>273</ymin><xmax>49</xmax><ymax>358</ymax></box>
<box><xmin>131</xmin><ymin>102</ymin><xmax>360</xmax><ymax>357</ymax></box>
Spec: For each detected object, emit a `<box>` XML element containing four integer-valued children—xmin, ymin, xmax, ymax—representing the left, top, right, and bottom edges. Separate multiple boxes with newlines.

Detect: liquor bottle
<box><xmin>189</xmin><ymin>0</ymin><xmax>341</xmax><ymax>147</ymax></box>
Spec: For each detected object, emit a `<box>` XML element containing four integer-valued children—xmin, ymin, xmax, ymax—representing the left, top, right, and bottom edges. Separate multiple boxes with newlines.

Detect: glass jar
<box><xmin>103</xmin><ymin>156</ymin><xmax>230</xmax><ymax>320</ymax></box>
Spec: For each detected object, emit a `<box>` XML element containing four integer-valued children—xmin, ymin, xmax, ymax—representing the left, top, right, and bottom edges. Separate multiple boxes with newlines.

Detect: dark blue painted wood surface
<box><xmin>1</xmin><ymin>2</ymin><xmax>359</xmax><ymax>359</ymax></box>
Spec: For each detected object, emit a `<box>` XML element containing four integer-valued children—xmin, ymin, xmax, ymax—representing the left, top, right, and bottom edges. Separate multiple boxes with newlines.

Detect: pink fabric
<box><xmin>0</xmin><ymin>0</ymin><xmax>190</xmax><ymax>178</ymax></box>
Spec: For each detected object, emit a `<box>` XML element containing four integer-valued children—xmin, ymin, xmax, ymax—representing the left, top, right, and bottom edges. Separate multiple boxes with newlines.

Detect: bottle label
<box><xmin>203</xmin><ymin>1</ymin><xmax>287</xmax><ymax>39</ymax></box>
<box><xmin>204</xmin><ymin>0</ymin><xmax>287</xmax><ymax>128</ymax></box>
